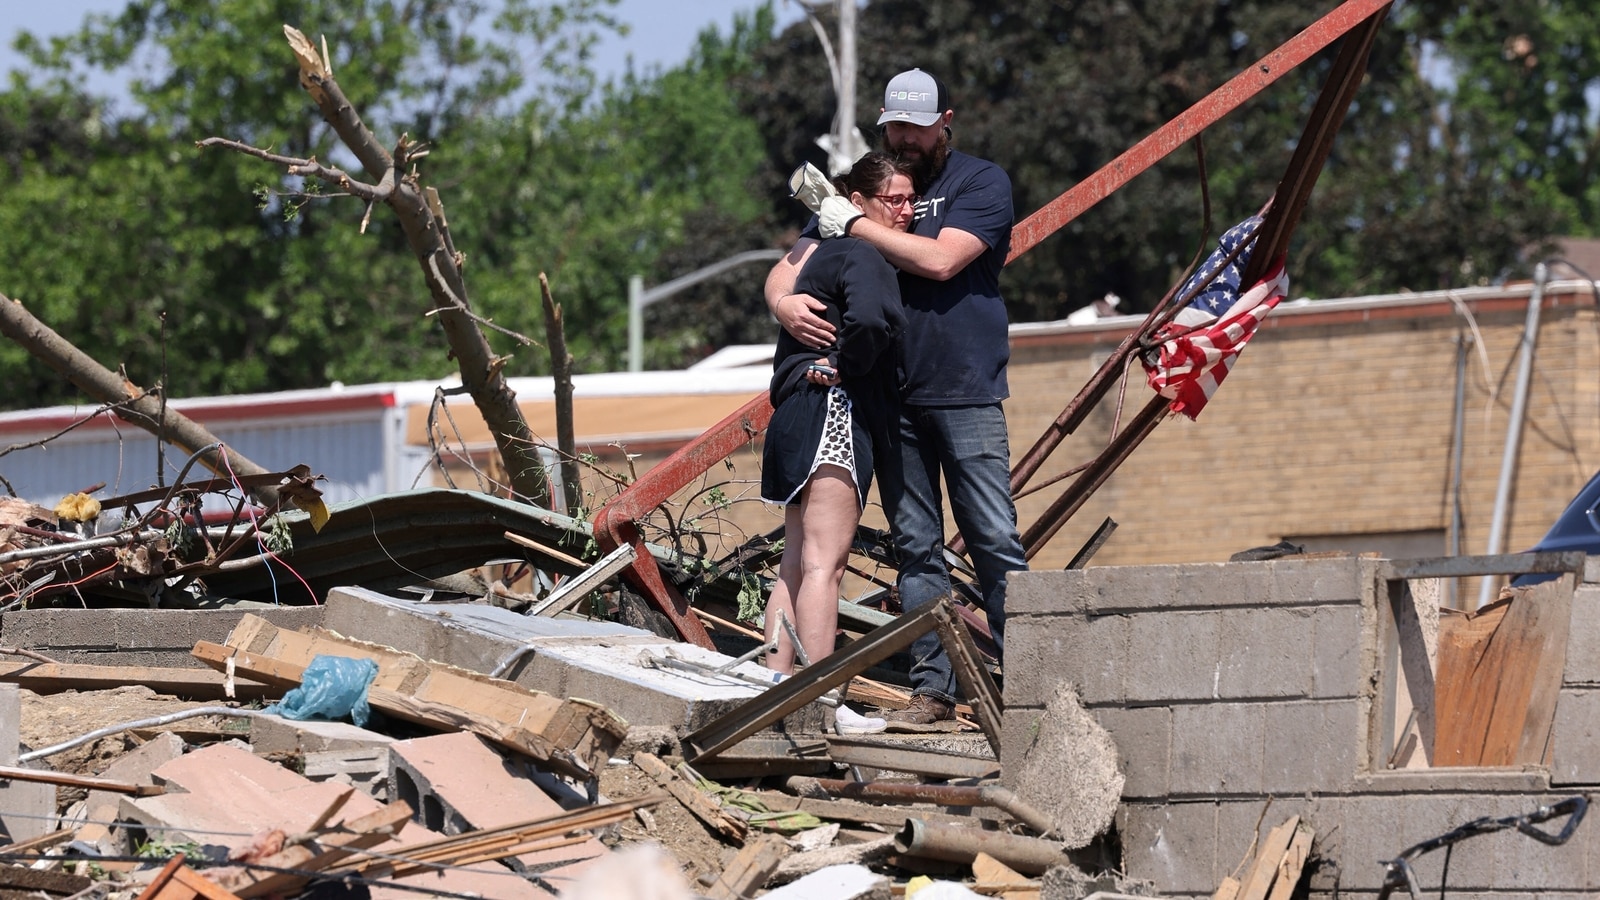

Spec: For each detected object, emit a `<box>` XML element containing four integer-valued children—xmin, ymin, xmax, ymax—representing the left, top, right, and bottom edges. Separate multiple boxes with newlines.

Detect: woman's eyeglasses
<box><xmin>869</xmin><ymin>193</ymin><xmax>919</xmax><ymax>210</ymax></box>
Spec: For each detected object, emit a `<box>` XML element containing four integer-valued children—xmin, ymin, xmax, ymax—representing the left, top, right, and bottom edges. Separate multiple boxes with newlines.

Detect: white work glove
<box><xmin>788</xmin><ymin>161</ymin><xmax>838</xmax><ymax>213</ymax></box>
<box><xmin>818</xmin><ymin>195</ymin><xmax>863</xmax><ymax>239</ymax></box>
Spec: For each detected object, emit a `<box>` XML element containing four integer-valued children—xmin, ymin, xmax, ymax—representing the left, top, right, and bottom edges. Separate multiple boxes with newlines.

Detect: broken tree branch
<box><xmin>539</xmin><ymin>273</ymin><xmax>581</xmax><ymax>517</ymax></box>
<box><xmin>0</xmin><ymin>294</ymin><xmax>280</xmax><ymax>507</ymax></box>
<box><xmin>246</xmin><ymin>24</ymin><xmax>550</xmax><ymax>505</ymax></box>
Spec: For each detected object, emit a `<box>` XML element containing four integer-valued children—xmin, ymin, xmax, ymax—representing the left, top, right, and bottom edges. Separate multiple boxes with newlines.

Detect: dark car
<box><xmin>1510</xmin><ymin>469</ymin><xmax>1600</xmax><ymax>586</ymax></box>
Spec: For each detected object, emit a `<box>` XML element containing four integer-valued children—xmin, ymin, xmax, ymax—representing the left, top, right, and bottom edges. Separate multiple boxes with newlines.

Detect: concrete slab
<box><xmin>71</xmin><ymin>731</ymin><xmax>185</xmax><ymax>855</ymax></box>
<box><xmin>249</xmin><ymin>713</ymin><xmax>397</xmax><ymax>757</ymax></box>
<box><xmin>323</xmin><ymin>586</ymin><xmax>828</xmax><ymax>733</ymax></box>
<box><xmin>0</xmin><ymin>684</ymin><xmax>56</xmax><ymax>842</ymax></box>
<box><xmin>1</xmin><ymin>606</ymin><xmax>324</xmax><ymax>668</ymax></box>
<box><xmin>121</xmin><ymin>742</ymin><xmax>545</xmax><ymax>899</ymax></box>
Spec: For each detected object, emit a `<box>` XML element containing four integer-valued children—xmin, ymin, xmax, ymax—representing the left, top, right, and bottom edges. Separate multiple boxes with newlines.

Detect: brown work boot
<box><xmin>882</xmin><ymin>694</ymin><xmax>956</xmax><ymax>732</ymax></box>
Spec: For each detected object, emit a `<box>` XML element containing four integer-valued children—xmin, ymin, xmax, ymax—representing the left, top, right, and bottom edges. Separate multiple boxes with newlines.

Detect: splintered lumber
<box><xmin>1433</xmin><ymin>577</ymin><xmax>1572</xmax><ymax>766</ymax></box>
<box><xmin>329</xmin><ymin>795</ymin><xmax>664</xmax><ymax>879</ymax></box>
<box><xmin>219</xmin><ymin>800</ymin><xmax>413</xmax><ymax>898</ymax></box>
<box><xmin>191</xmin><ymin>613</ymin><xmax>627</xmax><ymax>778</ymax></box>
<box><xmin>1232</xmin><ymin>816</ymin><xmax>1313</xmax><ymax>900</ymax></box>
<box><xmin>633</xmin><ymin>752</ymin><xmax>749</xmax><ymax>844</ymax></box>
<box><xmin>0</xmin><ymin>763</ymin><xmax>165</xmax><ymax>796</ymax></box>
<box><xmin>703</xmin><ymin>833</ymin><xmax>789</xmax><ymax>900</ymax></box>
<box><xmin>0</xmin><ymin>660</ymin><xmax>274</xmax><ymax>701</ymax></box>
<box><xmin>974</xmin><ymin>851</ymin><xmax>1042</xmax><ymax>900</ymax></box>
<box><xmin>1265</xmin><ymin>825</ymin><xmax>1313</xmax><ymax>900</ymax></box>
<box><xmin>137</xmin><ymin>853</ymin><xmax>245</xmax><ymax>900</ymax></box>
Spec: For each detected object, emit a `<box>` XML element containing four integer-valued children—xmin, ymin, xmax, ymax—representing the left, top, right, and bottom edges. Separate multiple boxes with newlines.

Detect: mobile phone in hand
<box><xmin>807</xmin><ymin>363</ymin><xmax>838</xmax><ymax>378</ymax></box>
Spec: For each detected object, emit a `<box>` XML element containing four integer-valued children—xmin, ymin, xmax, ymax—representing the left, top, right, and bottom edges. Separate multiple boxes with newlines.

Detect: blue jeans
<box><xmin>887</xmin><ymin>402</ymin><xmax>1027</xmax><ymax>704</ymax></box>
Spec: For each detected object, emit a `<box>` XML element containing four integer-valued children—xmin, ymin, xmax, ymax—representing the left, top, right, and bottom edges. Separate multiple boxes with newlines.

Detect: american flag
<box><xmin>1141</xmin><ymin>216</ymin><xmax>1288</xmax><ymax>420</ymax></box>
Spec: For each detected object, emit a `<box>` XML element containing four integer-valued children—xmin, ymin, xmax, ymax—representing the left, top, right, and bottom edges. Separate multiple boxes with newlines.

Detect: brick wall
<box><xmin>1003</xmin><ymin>558</ymin><xmax>1600</xmax><ymax>897</ymax></box>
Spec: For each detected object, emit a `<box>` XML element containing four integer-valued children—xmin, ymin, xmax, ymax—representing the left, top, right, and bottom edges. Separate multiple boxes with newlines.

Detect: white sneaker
<box><xmin>834</xmin><ymin>704</ymin><xmax>887</xmax><ymax>735</ymax></box>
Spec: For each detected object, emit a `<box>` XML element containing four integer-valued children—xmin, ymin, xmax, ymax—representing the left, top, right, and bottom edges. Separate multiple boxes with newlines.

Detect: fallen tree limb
<box><xmin>0</xmin><ymin>294</ymin><xmax>279</xmax><ymax>507</ymax></box>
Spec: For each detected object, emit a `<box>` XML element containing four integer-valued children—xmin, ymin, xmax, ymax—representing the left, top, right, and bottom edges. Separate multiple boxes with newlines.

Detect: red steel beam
<box><xmin>1007</xmin><ymin>0</ymin><xmax>1395</xmax><ymax>264</ymax></box>
<box><xmin>592</xmin><ymin>394</ymin><xmax>773</xmax><ymax>648</ymax></box>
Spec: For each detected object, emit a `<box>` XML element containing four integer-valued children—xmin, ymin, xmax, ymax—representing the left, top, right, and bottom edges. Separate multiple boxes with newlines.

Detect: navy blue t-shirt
<box><xmin>804</xmin><ymin>149</ymin><xmax>1013</xmax><ymax>405</ymax></box>
<box><xmin>899</xmin><ymin>150</ymin><xmax>1013</xmax><ymax>405</ymax></box>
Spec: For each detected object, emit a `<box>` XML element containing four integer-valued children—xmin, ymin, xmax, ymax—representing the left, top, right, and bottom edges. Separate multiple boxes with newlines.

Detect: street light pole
<box><xmin>628</xmin><ymin>249</ymin><xmax>786</xmax><ymax>372</ymax></box>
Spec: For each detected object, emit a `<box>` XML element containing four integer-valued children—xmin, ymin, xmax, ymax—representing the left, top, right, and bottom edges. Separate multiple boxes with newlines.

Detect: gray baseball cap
<box><xmin>877</xmin><ymin>68</ymin><xmax>948</xmax><ymax>127</ymax></box>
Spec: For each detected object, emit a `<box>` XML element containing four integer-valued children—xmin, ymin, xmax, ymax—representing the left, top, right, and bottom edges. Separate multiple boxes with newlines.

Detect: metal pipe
<box><xmin>797</xmin><ymin>778</ymin><xmax>1055</xmax><ymax>835</ymax></box>
<box><xmin>1479</xmin><ymin>262</ymin><xmax>1548</xmax><ymax>608</ymax></box>
<box><xmin>893</xmin><ymin>818</ymin><xmax>1070</xmax><ymax>875</ymax></box>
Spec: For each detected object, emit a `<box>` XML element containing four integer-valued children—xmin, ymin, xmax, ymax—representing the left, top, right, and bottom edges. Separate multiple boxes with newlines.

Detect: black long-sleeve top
<box><xmin>770</xmin><ymin>236</ymin><xmax>905</xmax><ymax>423</ymax></box>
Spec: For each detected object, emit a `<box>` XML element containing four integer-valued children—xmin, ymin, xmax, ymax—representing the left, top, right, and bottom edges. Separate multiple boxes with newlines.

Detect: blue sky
<box><xmin>1</xmin><ymin>0</ymin><xmax>804</xmax><ymax>95</ymax></box>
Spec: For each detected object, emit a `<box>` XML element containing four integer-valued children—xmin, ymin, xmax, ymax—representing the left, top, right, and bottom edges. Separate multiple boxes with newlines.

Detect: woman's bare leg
<box><xmin>765</xmin><ymin>503</ymin><xmax>806</xmax><ymax>675</ymax></box>
<box><xmin>792</xmin><ymin>465</ymin><xmax>859</xmax><ymax>665</ymax></box>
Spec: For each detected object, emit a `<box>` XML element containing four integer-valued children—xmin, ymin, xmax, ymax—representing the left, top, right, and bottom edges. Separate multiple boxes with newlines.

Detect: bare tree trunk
<box><xmin>279</xmin><ymin>26</ymin><xmax>550</xmax><ymax>505</ymax></box>
<box><xmin>0</xmin><ymin>294</ymin><xmax>280</xmax><ymax>507</ymax></box>
<box><xmin>539</xmin><ymin>274</ymin><xmax>581</xmax><ymax>518</ymax></box>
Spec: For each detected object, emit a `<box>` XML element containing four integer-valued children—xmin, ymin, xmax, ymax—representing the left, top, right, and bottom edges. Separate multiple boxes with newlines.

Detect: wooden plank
<box><xmin>1235</xmin><ymin>815</ymin><xmax>1299</xmax><ymax>900</ymax></box>
<box><xmin>0</xmin><ymin>660</ymin><xmax>274</xmax><ymax>700</ymax></box>
<box><xmin>1213</xmin><ymin>876</ymin><xmax>1242</xmax><ymax>900</ymax></box>
<box><xmin>138</xmin><ymin>853</ymin><xmax>246</xmax><ymax>900</ymax></box>
<box><xmin>703</xmin><ymin>833</ymin><xmax>789</xmax><ymax>900</ymax></box>
<box><xmin>633</xmin><ymin>752</ymin><xmax>748</xmax><ymax>844</ymax></box>
<box><xmin>1433</xmin><ymin>577</ymin><xmax>1572</xmax><ymax>766</ymax></box>
<box><xmin>1265</xmin><ymin>824</ymin><xmax>1314</xmax><ymax>900</ymax></box>
<box><xmin>0</xmin><ymin>763</ymin><xmax>164</xmax><ymax>796</ymax></box>
<box><xmin>192</xmin><ymin>614</ymin><xmax>628</xmax><ymax>778</ymax></box>
<box><xmin>0</xmin><ymin>826</ymin><xmax>73</xmax><ymax>856</ymax></box>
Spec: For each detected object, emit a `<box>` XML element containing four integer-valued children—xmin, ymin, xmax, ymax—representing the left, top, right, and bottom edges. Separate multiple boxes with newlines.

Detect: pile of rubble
<box><xmin>0</xmin><ymin>584</ymin><xmax>1153</xmax><ymax>899</ymax></box>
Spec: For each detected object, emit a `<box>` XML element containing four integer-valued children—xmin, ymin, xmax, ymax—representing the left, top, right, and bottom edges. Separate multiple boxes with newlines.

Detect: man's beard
<box><xmin>883</xmin><ymin>129</ymin><xmax>952</xmax><ymax>193</ymax></box>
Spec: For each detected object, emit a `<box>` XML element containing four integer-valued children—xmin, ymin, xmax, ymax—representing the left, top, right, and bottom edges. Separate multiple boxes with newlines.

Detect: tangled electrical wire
<box><xmin>1376</xmin><ymin>795</ymin><xmax>1587</xmax><ymax>899</ymax></box>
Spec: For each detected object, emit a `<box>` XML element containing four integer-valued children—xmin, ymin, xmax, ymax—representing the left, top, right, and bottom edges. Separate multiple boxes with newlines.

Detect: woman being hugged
<box><xmin>762</xmin><ymin>152</ymin><xmax>916</xmax><ymax>682</ymax></box>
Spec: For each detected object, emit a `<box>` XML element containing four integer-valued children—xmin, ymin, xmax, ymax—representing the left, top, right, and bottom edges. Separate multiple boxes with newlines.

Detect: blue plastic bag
<box><xmin>264</xmin><ymin>654</ymin><xmax>380</xmax><ymax>726</ymax></box>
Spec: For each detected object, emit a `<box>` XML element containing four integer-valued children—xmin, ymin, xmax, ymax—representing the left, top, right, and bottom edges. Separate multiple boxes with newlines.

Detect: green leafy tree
<box><xmin>0</xmin><ymin>0</ymin><xmax>624</xmax><ymax>410</ymax></box>
<box><xmin>731</xmin><ymin>0</ymin><xmax>1573</xmax><ymax>326</ymax></box>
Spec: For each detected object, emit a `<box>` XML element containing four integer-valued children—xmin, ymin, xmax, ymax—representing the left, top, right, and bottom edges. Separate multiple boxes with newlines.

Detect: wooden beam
<box><xmin>0</xmin><ymin>660</ymin><xmax>273</xmax><ymax>701</ymax></box>
<box><xmin>703</xmin><ymin>834</ymin><xmax>789</xmax><ymax>900</ymax></box>
<box><xmin>633</xmin><ymin>752</ymin><xmax>748</xmax><ymax>844</ymax></box>
<box><xmin>192</xmin><ymin>614</ymin><xmax>628</xmax><ymax>778</ymax></box>
<box><xmin>0</xmin><ymin>764</ymin><xmax>163</xmax><ymax>796</ymax></box>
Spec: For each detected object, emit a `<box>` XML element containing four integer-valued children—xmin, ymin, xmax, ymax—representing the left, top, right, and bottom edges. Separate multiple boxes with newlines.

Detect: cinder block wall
<box><xmin>1004</xmin><ymin>558</ymin><xmax>1600</xmax><ymax>897</ymax></box>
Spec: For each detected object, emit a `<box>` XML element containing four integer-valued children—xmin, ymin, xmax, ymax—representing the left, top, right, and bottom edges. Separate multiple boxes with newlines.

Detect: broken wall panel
<box><xmin>1005</xmin><ymin>557</ymin><xmax>1598</xmax><ymax>897</ymax></box>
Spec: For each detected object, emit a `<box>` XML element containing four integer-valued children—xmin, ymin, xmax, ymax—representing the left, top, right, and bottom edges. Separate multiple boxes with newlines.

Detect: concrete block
<box><xmin>1216</xmin><ymin>607</ymin><xmax>1315</xmax><ymax>699</ymax></box>
<box><xmin>1115</xmin><ymin>800</ymin><xmax>1218</xmax><ymax>894</ymax></box>
<box><xmin>1004</xmin><ymin>613</ymin><xmax>1128</xmax><ymax>707</ymax></box>
<box><xmin>249</xmin><ymin>715</ymin><xmax>396</xmax><ymax>757</ymax></box>
<box><xmin>1585</xmin><ymin>556</ymin><xmax>1600</xmax><ymax>584</ymax></box>
<box><xmin>1324</xmin><ymin>794</ymin><xmax>1404</xmax><ymax>892</ymax></box>
<box><xmin>71</xmin><ymin>732</ymin><xmax>187</xmax><ymax>856</ymax></box>
<box><xmin>1080</xmin><ymin>565</ymin><xmax>1187</xmax><ymax>613</ymax></box>
<box><xmin>1438</xmin><ymin>794</ymin><xmax>1588</xmax><ymax>892</ymax></box>
<box><xmin>303</xmin><ymin>747</ymin><xmax>391</xmax><ymax>800</ymax></box>
<box><xmin>1125</xmin><ymin>610</ymin><xmax>1222</xmax><ymax>703</ymax></box>
<box><xmin>1310</xmin><ymin>604</ymin><xmax>1366</xmax><ymax>698</ymax></box>
<box><xmin>1170</xmin><ymin>703</ymin><xmax>1262</xmax><ymax>796</ymax></box>
<box><xmin>1006</xmin><ymin>569</ymin><xmax>1094</xmax><ymax>616</ymax></box>
<box><xmin>0</xmin><ymin>684</ymin><xmax>55</xmax><ymax>842</ymax></box>
<box><xmin>1260</xmin><ymin>700</ymin><xmax>1359</xmax><ymax>794</ymax></box>
<box><xmin>1562</xmin><ymin>586</ymin><xmax>1600</xmax><ymax>684</ymax></box>
<box><xmin>0</xmin><ymin>606</ymin><xmax>323</xmax><ymax>668</ymax></box>
<box><xmin>1549</xmin><ymin>688</ymin><xmax>1600</xmax><ymax>786</ymax></box>
<box><xmin>1269</xmin><ymin>556</ymin><xmax>1367</xmax><ymax>606</ymax></box>
<box><xmin>388</xmin><ymin>731</ymin><xmax>607</xmax><ymax>877</ymax></box>
<box><xmin>1091</xmin><ymin>705</ymin><xmax>1171</xmax><ymax>799</ymax></box>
